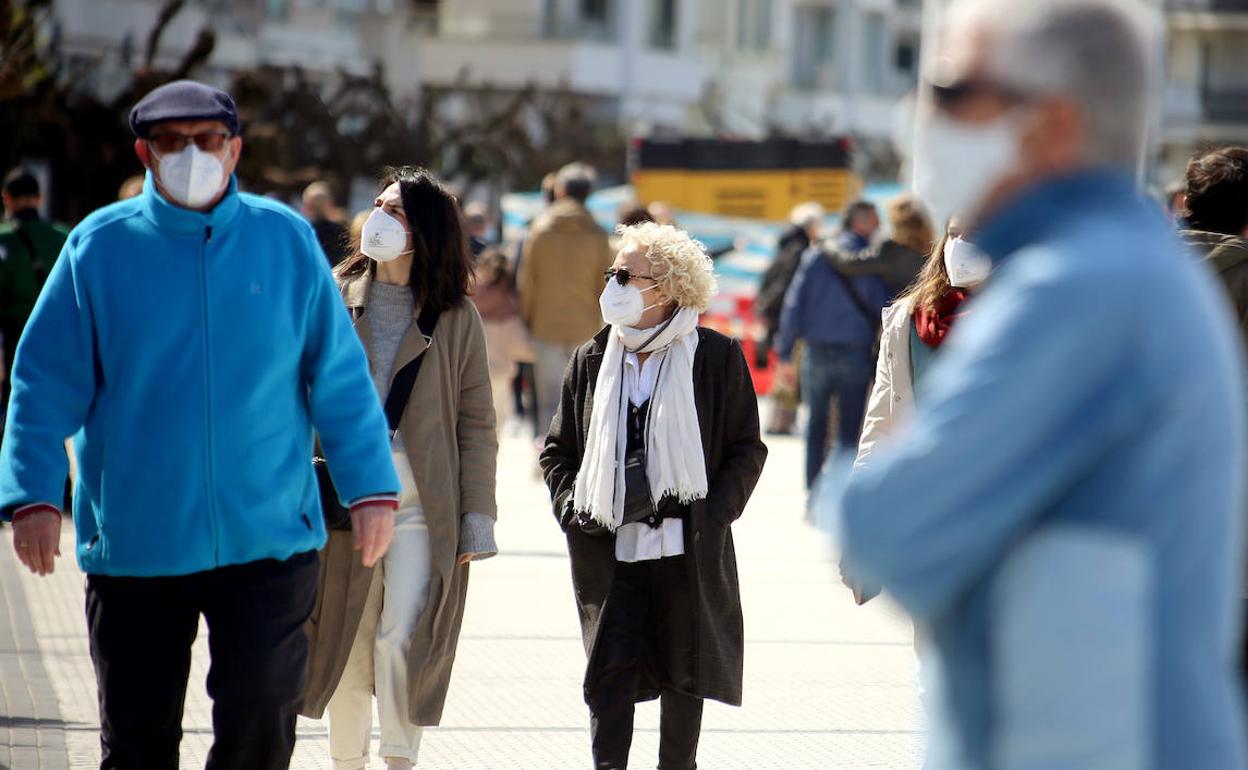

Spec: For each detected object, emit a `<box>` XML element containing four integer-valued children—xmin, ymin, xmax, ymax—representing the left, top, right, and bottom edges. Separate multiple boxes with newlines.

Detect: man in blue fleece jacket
<box><xmin>0</xmin><ymin>80</ymin><xmax>401</xmax><ymax>769</ymax></box>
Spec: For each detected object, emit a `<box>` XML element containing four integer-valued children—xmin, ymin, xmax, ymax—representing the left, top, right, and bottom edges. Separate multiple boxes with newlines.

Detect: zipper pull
<box><xmin>205</xmin><ymin>226</ymin><xmax>213</xmax><ymax>244</ymax></box>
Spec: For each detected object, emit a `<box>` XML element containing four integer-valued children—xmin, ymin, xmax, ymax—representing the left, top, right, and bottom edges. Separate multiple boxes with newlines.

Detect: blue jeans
<box><xmin>801</xmin><ymin>342</ymin><xmax>874</xmax><ymax>488</ymax></box>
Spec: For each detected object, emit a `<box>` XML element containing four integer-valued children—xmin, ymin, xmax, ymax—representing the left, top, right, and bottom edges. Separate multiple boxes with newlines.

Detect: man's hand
<box><xmin>12</xmin><ymin>509</ymin><xmax>62</xmax><ymax>576</ymax></box>
<box><xmin>775</xmin><ymin>361</ymin><xmax>798</xmax><ymax>389</ymax></box>
<box><xmin>457</xmin><ymin>552</ymin><xmax>477</xmax><ymax>565</ymax></box>
<box><xmin>349</xmin><ymin>503</ymin><xmax>396</xmax><ymax>568</ymax></box>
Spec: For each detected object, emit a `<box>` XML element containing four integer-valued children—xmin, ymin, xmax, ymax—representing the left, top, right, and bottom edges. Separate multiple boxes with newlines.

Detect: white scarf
<box><xmin>573</xmin><ymin>307</ymin><xmax>709</xmax><ymax>531</ymax></box>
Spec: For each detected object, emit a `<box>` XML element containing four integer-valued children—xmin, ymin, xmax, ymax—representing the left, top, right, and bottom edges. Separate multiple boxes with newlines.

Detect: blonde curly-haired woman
<box><xmin>541</xmin><ymin>223</ymin><xmax>768</xmax><ymax>770</ymax></box>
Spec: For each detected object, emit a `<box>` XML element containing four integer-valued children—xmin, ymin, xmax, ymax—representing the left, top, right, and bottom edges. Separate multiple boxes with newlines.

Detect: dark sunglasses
<box><xmin>148</xmin><ymin>130</ymin><xmax>232</xmax><ymax>155</ymax></box>
<box><xmin>604</xmin><ymin>268</ymin><xmax>656</xmax><ymax>286</ymax></box>
<box><xmin>928</xmin><ymin>77</ymin><xmax>1028</xmax><ymax>112</ymax></box>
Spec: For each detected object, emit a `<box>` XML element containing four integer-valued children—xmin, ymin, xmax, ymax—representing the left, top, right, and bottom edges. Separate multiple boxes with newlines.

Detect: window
<box><xmin>579</xmin><ymin>0</ymin><xmax>615</xmax><ymax>40</ymax></box>
<box><xmin>736</xmin><ymin>0</ymin><xmax>772</xmax><ymax>53</ymax></box>
<box><xmin>583</xmin><ymin>0</ymin><xmax>610</xmax><ymax>22</ymax></box>
<box><xmin>863</xmin><ymin>13</ymin><xmax>886</xmax><ymax>92</ymax></box>
<box><xmin>895</xmin><ymin>42</ymin><xmax>916</xmax><ymax>74</ymax></box>
<box><xmin>792</xmin><ymin>5</ymin><xmax>837</xmax><ymax>89</ymax></box>
<box><xmin>648</xmin><ymin>0</ymin><xmax>678</xmax><ymax>50</ymax></box>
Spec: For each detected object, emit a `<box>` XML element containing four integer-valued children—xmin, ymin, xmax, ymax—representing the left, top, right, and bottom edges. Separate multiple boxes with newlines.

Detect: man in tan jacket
<box><xmin>518</xmin><ymin>162</ymin><xmax>614</xmax><ymax>436</ymax></box>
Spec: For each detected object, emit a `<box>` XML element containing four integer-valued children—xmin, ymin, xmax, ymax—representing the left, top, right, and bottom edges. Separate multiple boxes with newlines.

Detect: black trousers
<box><xmin>85</xmin><ymin>549</ymin><xmax>319</xmax><ymax>770</ymax></box>
<box><xmin>590</xmin><ymin>556</ymin><xmax>704</xmax><ymax>770</ymax></box>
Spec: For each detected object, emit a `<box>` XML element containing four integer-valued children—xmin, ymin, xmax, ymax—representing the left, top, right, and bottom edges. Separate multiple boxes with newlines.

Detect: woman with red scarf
<box><xmin>853</xmin><ymin>220</ymin><xmax>993</xmax><ymax>471</ymax></box>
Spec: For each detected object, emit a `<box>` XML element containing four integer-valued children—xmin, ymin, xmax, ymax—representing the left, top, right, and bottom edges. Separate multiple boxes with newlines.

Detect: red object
<box><xmin>702</xmin><ymin>296</ymin><xmax>775</xmax><ymax>395</ymax></box>
<box><xmin>913</xmin><ymin>289</ymin><xmax>970</xmax><ymax>348</ymax></box>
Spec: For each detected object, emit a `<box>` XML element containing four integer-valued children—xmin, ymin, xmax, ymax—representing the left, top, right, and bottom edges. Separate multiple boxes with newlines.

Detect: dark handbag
<box><xmin>315</xmin><ymin>303</ymin><xmax>441</xmax><ymax>531</ymax></box>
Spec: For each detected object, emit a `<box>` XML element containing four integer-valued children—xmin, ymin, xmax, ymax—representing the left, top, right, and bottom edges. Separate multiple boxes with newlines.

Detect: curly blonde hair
<box><xmin>616</xmin><ymin>222</ymin><xmax>718</xmax><ymax>312</ymax></box>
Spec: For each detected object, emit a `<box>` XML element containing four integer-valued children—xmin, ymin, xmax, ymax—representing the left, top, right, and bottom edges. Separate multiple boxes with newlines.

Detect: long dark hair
<box><xmin>335</xmin><ymin>166</ymin><xmax>472</xmax><ymax>314</ymax></box>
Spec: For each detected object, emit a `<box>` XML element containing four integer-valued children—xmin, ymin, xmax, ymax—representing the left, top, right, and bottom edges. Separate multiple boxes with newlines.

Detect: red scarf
<box><xmin>913</xmin><ymin>289</ymin><xmax>969</xmax><ymax>348</ymax></box>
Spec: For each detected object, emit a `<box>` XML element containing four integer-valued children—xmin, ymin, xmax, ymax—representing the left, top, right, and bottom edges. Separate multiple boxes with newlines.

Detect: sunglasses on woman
<box><xmin>604</xmin><ymin>268</ymin><xmax>656</xmax><ymax>286</ymax></box>
<box><xmin>147</xmin><ymin>130</ymin><xmax>232</xmax><ymax>155</ymax></box>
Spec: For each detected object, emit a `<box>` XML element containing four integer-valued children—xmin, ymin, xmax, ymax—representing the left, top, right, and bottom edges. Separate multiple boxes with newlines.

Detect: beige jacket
<box><xmin>518</xmin><ymin>199</ymin><xmax>614</xmax><ymax>345</ymax></box>
<box><xmin>854</xmin><ymin>298</ymin><xmax>916</xmax><ymax>469</ymax></box>
<box><xmin>303</xmin><ymin>272</ymin><xmax>498</xmax><ymax>726</ymax></box>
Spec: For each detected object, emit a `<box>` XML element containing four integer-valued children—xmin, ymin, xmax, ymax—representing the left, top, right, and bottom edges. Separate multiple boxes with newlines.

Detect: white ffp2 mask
<box><xmin>156</xmin><ymin>145</ymin><xmax>228</xmax><ymax>209</ymax></box>
<box><xmin>599</xmin><ymin>280</ymin><xmax>664</xmax><ymax>328</ymax></box>
<box><xmin>943</xmin><ymin>237</ymin><xmax>993</xmax><ymax>289</ymax></box>
<box><xmin>361</xmin><ymin>207</ymin><xmax>412</xmax><ymax>262</ymax></box>
<box><xmin>913</xmin><ymin>109</ymin><xmax>1021</xmax><ymax>227</ymax></box>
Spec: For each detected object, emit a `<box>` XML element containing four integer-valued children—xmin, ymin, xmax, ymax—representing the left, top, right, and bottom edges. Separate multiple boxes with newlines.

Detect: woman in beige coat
<box><xmin>302</xmin><ymin>167</ymin><xmax>499</xmax><ymax>770</ymax></box>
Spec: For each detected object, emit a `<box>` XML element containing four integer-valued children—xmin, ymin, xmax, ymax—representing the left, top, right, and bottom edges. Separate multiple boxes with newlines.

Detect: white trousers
<box><xmin>327</xmin><ymin>504</ymin><xmax>433</xmax><ymax>769</ymax></box>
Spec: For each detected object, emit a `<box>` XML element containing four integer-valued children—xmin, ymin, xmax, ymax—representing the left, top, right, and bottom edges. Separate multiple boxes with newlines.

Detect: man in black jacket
<box><xmin>755</xmin><ymin>202</ymin><xmax>823</xmax><ymax>434</ymax></box>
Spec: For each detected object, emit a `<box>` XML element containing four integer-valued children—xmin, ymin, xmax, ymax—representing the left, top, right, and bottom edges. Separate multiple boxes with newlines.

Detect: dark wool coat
<box><xmin>540</xmin><ymin>326</ymin><xmax>768</xmax><ymax>706</ymax></box>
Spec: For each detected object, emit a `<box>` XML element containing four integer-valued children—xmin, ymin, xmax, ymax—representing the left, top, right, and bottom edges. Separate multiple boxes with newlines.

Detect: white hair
<box><xmin>789</xmin><ymin>202</ymin><xmax>825</xmax><ymax>229</ymax></box>
<box><xmin>950</xmin><ymin>0</ymin><xmax>1155</xmax><ymax>169</ymax></box>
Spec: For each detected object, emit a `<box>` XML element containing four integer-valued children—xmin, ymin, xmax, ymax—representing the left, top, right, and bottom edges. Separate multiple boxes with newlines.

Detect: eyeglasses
<box><xmin>147</xmin><ymin>130</ymin><xmax>232</xmax><ymax>155</ymax></box>
<box><xmin>928</xmin><ymin>77</ymin><xmax>1028</xmax><ymax>112</ymax></box>
<box><xmin>604</xmin><ymin>268</ymin><xmax>656</xmax><ymax>286</ymax></box>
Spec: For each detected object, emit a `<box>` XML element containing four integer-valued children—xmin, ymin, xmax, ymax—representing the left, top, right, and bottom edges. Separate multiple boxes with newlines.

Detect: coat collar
<box><xmin>975</xmin><ymin>168</ymin><xmax>1137</xmax><ymax>265</ymax></box>
<box><xmin>138</xmin><ymin>169</ymin><xmax>243</xmax><ymax>238</ymax></box>
<box><xmin>339</xmin><ymin>269</ymin><xmax>432</xmax><ymax>391</ymax></box>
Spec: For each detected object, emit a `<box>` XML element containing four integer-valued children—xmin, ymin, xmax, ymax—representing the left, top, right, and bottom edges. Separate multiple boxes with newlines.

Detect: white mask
<box><xmin>361</xmin><ymin>207</ymin><xmax>412</xmax><ymax>262</ymax></box>
<box><xmin>943</xmin><ymin>237</ymin><xmax>993</xmax><ymax>289</ymax></box>
<box><xmin>599</xmin><ymin>280</ymin><xmax>664</xmax><ymax>328</ymax></box>
<box><xmin>913</xmin><ymin>109</ymin><xmax>1021</xmax><ymax>227</ymax></box>
<box><xmin>155</xmin><ymin>144</ymin><xmax>228</xmax><ymax>209</ymax></box>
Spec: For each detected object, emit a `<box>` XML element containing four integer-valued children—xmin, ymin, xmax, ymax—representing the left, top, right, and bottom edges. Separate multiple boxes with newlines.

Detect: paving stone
<box><xmin>2</xmin><ymin>421</ymin><xmax>923</xmax><ymax>768</ymax></box>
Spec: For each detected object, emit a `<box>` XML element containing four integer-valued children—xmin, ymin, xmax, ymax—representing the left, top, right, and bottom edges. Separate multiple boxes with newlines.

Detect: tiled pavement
<box><xmin>0</xmin><ymin>426</ymin><xmax>923</xmax><ymax>769</ymax></box>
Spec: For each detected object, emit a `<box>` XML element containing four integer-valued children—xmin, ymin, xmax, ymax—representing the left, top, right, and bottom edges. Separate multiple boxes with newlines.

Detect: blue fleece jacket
<box><xmin>835</xmin><ymin>172</ymin><xmax>1246</xmax><ymax>768</ymax></box>
<box><xmin>0</xmin><ymin>173</ymin><xmax>400</xmax><ymax>577</ymax></box>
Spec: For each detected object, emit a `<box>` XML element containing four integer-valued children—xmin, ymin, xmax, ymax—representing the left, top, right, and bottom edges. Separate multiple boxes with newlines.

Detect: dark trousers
<box><xmin>801</xmin><ymin>342</ymin><xmax>874</xmax><ymax>488</ymax></box>
<box><xmin>590</xmin><ymin>556</ymin><xmax>704</xmax><ymax>770</ymax></box>
<box><xmin>86</xmin><ymin>550</ymin><xmax>319</xmax><ymax>770</ymax></box>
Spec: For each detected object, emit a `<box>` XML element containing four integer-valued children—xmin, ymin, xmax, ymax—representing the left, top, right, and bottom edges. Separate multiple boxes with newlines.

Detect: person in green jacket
<box><xmin>0</xmin><ymin>167</ymin><xmax>70</xmax><ymax>382</ymax></box>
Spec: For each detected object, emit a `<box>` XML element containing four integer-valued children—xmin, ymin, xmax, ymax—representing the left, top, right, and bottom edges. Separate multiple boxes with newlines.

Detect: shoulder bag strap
<box><xmin>382</xmin><ymin>303</ymin><xmax>442</xmax><ymax>433</ymax></box>
<box><xmin>830</xmin><ymin>263</ymin><xmax>881</xmax><ymax>334</ymax></box>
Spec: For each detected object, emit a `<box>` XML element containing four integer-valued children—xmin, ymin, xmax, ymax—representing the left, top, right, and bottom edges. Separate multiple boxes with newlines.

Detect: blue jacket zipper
<box><xmin>201</xmin><ymin>225</ymin><xmax>221</xmax><ymax>564</ymax></box>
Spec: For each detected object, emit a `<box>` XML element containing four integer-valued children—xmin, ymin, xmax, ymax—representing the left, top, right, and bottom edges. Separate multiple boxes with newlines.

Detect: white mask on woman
<box><xmin>156</xmin><ymin>145</ymin><xmax>228</xmax><ymax>209</ymax></box>
<box><xmin>599</xmin><ymin>280</ymin><xmax>664</xmax><ymax>328</ymax></box>
<box><xmin>943</xmin><ymin>237</ymin><xmax>993</xmax><ymax>289</ymax></box>
<box><xmin>361</xmin><ymin>207</ymin><xmax>412</xmax><ymax>262</ymax></box>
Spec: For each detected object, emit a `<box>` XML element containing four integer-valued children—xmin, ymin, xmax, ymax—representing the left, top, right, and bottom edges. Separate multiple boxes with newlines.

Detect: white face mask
<box><xmin>913</xmin><ymin>109</ymin><xmax>1021</xmax><ymax>227</ymax></box>
<box><xmin>155</xmin><ymin>144</ymin><xmax>228</xmax><ymax>209</ymax></box>
<box><xmin>943</xmin><ymin>237</ymin><xmax>993</xmax><ymax>289</ymax></box>
<box><xmin>599</xmin><ymin>280</ymin><xmax>665</xmax><ymax>328</ymax></box>
<box><xmin>361</xmin><ymin>207</ymin><xmax>412</xmax><ymax>263</ymax></box>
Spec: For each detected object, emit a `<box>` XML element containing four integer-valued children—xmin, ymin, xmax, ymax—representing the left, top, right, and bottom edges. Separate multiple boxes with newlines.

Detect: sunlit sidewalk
<box><xmin>0</xmin><ymin>426</ymin><xmax>922</xmax><ymax>769</ymax></box>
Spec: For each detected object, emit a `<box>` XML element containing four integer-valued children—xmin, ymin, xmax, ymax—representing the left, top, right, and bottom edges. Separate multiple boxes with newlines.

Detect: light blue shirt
<box><xmin>834</xmin><ymin>171</ymin><xmax>1246</xmax><ymax>769</ymax></box>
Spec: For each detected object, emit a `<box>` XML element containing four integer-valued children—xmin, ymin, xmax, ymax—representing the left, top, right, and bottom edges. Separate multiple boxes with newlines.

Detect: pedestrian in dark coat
<box><xmin>541</xmin><ymin>222</ymin><xmax>767</xmax><ymax>770</ymax></box>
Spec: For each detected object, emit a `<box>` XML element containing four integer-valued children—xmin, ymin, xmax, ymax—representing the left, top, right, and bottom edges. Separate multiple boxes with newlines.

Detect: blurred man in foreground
<box><xmin>831</xmin><ymin>1</ymin><xmax>1247</xmax><ymax>767</ymax></box>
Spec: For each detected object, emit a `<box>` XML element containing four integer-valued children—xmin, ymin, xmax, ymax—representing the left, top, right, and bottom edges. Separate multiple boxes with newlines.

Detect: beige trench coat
<box><xmin>302</xmin><ymin>272</ymin><xmax>498</xmax><ymax>726</ymax></box>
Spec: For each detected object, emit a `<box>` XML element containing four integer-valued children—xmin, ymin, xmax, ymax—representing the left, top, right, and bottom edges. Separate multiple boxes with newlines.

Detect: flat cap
<box><xmin>129</xmin><ymin>80</ymin><xmax>240</xmax><ymax>138</ymax></box>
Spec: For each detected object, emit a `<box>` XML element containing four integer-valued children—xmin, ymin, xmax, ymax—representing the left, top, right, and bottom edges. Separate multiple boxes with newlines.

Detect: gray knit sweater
<box><xmin>367</xmin><ymin>281</ymin><xmax>497</xmax><ymax>560</ymax></box>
